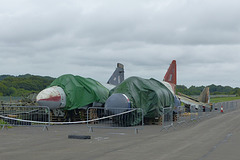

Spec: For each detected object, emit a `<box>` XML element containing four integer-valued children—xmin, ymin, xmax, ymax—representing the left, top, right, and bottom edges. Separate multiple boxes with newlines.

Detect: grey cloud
<box><xmin>1</xmin><ymin>0</ymin><xmax>239</xmax><ymax>46</ymax></box>
<box><xmin>0</xmin><ymin>0</ymin><xmax>240</xmax><ymax>87</ymax></box>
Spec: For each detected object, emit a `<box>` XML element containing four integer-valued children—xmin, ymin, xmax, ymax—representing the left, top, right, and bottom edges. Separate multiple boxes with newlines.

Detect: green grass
<box><xmin>0</xmin><ymin>119</ymin><xmax>6</xmax><ymax>124</ymax></box>
<box><xmin>0</xmin><ymin>119</ymin><xmax>7</xmax><ymax>128</ymax></box>
<box><xmin>0</xmin><ymin>119</ymin><xmax>12</xmax><ymax>129</ymax></box>
<box><xmin>210</xmin><ymin>96</ymin><xmax>240</xmax><ymax>103</ymax></box>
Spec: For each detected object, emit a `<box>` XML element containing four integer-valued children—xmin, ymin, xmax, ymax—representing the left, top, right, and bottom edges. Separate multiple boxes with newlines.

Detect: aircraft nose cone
<box><xmin>36</xmin><ymin>86</ymin><xmax>66</xmax><ymax>109</ymax></box>
<box><xmin>105</xmin><ymin>93</ymin><xmax>131</xmax><ymax>114</ymax></box>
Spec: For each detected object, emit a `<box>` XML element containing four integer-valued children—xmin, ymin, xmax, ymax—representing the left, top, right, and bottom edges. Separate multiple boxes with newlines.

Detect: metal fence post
<box><xmin>160</xmin><ymin>107</ymin><xmax>174</xmax><ymax>131</ymax></box>
<box><xmin>198</xmin><ymin>105</ymin><xmax>203</xmax><ymax>121</ymax></box>
<box><xmin>190</xmin><ymin>105</ymin><xmax>197</xmax><ymax>124</ymax></box>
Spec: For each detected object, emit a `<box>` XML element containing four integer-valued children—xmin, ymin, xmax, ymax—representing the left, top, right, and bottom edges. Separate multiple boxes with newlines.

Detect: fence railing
<box><xmin>0</xmin><ymin>100</ymin><xmax>239</xmax><ymax>133</ymax></box>
<box><xmin>87</xmin><ymin>107</ymin><xmax>144</xmax><ymax>134</ymax></box>
<box><xmin>0</xmin><ymin>106</ymin><xmax>50</xmax><ymax>131</ymax></box>
<box><xmin>160</xmin><ymin>100</ymin><xmax>240</xmax><ymax>131</ymax></box>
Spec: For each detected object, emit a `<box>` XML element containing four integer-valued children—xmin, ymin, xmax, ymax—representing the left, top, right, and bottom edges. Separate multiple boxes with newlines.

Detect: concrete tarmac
<box><xmin>1</xmin><ymin>109</ymin><xmax>240</xmax><ymax>160</ymax></box>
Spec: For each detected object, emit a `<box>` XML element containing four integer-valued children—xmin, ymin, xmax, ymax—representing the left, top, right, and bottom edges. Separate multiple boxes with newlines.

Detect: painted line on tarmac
<box><xmin>199</xmin><ymin>133</ymin><xmax>233</xmax><ymax>160</ymax></box>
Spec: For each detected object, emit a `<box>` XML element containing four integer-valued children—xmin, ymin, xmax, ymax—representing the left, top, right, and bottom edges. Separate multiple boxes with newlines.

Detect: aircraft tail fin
<box><xmin>163</xmin><ymin>60</ymin><xmax>177</xmax><ymax>85</ymax></box>
<box><xmin>107</xmin><ymin>63</ymin><xmax>124</xmax><ymax>85</ymax></box>
<box><xmin>198</xmin><ymin>87</ymin><xmax>210</xmax><ymax>103</ymax></box>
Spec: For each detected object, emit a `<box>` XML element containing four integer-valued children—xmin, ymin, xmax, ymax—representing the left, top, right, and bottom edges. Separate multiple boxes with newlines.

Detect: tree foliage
<box><xmin>0</xmin><ymin>74</ymin><xmax>55</xmax><ymax>96</ymax></box>
<box><xmin>176</xmin><ymin>84</ymin><xmax>240</xmax><ymax>96</ymax></box>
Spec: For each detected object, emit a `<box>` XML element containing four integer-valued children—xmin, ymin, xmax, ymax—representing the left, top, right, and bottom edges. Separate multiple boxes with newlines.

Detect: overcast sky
<box><xmin>0</xmin><ymin>0</ymin><xmax>240</xmax><ymax>88</ymax></box>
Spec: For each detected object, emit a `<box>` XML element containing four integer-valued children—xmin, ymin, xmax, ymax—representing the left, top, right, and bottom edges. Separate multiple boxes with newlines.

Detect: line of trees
<box><xmin>0</xmin><ymin>74</ymin><xmax>239</xmax><ymax>97</ymax></box>
<box><xmin>176</xmin><ymin>84</ymin><xmax>240</xmax><ymax>96</ymax></box>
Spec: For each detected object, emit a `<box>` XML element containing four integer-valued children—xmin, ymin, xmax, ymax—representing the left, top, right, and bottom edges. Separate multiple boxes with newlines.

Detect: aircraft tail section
<box><xmin>198</xmin><ymin>87</ymin><xmax>210</xmax><ymax>103</ymax></box>
<box><xmin>107</xmin><ymin>63</ymin><xmax>124</xmax><ymax>85</ymax></box>
<box><xmin>163</xmin><ymin>60</ymin><xmax>177</xmax><ymax>85</ymax></box>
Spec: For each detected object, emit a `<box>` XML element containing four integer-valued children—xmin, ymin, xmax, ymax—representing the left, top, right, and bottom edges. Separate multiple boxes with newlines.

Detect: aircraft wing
<box><xmin>177</xmin><ymin>92</ymin><xmax>210</xmax><ymax>107</ymax></box>
<box><xmin>177</xmin><ymin>94</ymin><xmax>202</xmax><ymax>106</ymax></box>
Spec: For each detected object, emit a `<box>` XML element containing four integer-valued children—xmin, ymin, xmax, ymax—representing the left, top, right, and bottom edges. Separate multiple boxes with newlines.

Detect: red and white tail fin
<box><xmin>164</xmin><ymin>60</ymin><xmax>177</xmax><ymax>85</ymax></box>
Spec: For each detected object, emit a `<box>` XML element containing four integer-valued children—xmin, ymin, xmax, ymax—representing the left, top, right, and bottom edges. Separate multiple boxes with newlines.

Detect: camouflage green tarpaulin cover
<box><xmin>49</xmin><ymin>74</ymin><xmax>109</xmax><ymax>110</ymax></box>
<box><xmin>110</xmin><ymin>76</ymin><xmax>175</xmax><ymax>118</ymax></box>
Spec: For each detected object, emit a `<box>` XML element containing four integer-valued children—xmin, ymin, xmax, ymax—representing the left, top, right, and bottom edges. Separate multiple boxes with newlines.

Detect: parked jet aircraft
<box><xmin>105</xmin><ymin>60</ymin><xmax>179</xmax><ymax>117</ymax></box>
<box><xmin>36</xmin><ymin>63</ymin><xmax>124</xmax><ymax>120</ymax></box>
<box><xmin>162</xmin><ymin>61</ymin><xmax>210</xmax><ymax>109</ymax></box>
<box><xmin>156</xmin><ymin>60</ymin><xmax>210</xmax><ymax>106</ymax></box>
<box><xmin>105</xmin><ymin>60</ymin><xmax>211</xmax><ymax>121</ymax></box>
<box><xmin>177</xmin><ymin>87</ymin><xmax>211</xmax><ymax>109</ymax></box>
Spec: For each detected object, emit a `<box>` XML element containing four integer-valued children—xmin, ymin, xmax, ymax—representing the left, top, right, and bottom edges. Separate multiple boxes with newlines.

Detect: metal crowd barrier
<box><xmin>190</xmin><ymin>105</ymin><xmax>198</xmax><ymax>122</ymax></box>
<box><xmin>205</xmin><ymin>106</ymin><xmax>211</xmax><ymax>117</ymax></box>
<box><xmin>198</xmin><ymin>105</ymin><xmax>204</xmax><ymax>119</ymax></box>
<box><xmin>176</xmin><ymin>106</ymin><xmax>188</xmax><ymax>126</ymax></box>
<box><xmin>211</xmin><ymin>104</ymin><xmax>218</xmax><ymax>116</ymax></box>
<box><xmin>87</xmin><ymin>107</ymin><xmax>144</xmax><ymax>134</ymax></box>
<box><xmin>1</xmin><ymin>100</ymin><xmax>239</xmax><ymax>133</ymax></box>
<box><xmin>161</xmin><ymin>107</ymin><xmax>174</xmax><ymax>131</ymax></box>
<box><xmin>170</xmin><ymin>100</ymin><xmax>240</xmax><ymax>131</ymax></box>
<box><xmin>216</xmin><ymin>101</ymin><xmax>239</xmax><ymax>113</ymax></box>
<box><xmin>216</xmin><ymin>102</ymin><xmax>222</xmax><ymax>113</ymax></box>
<box><xmin>0</xmin><ymin>106</ymin><xmax>50</xmax><ymax>131</ymax></box>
